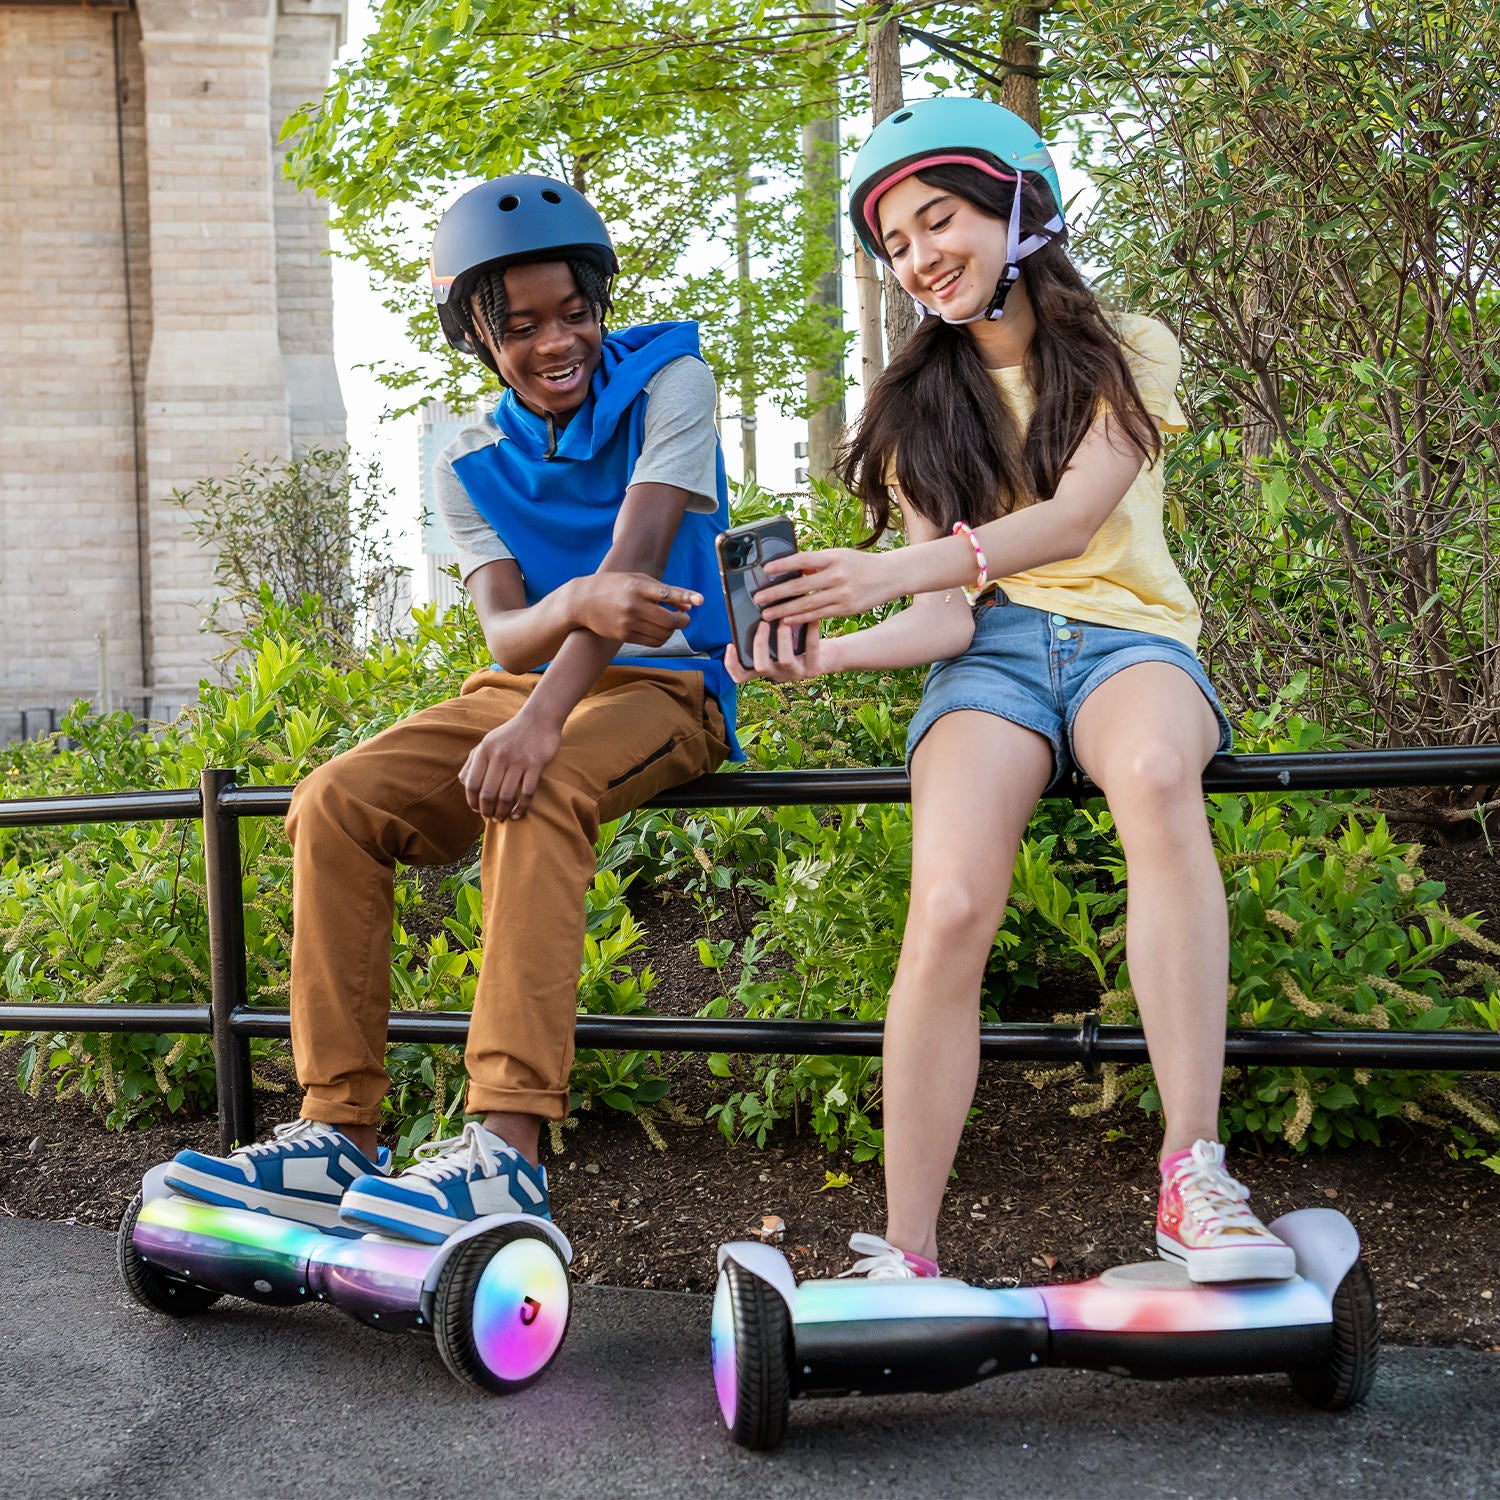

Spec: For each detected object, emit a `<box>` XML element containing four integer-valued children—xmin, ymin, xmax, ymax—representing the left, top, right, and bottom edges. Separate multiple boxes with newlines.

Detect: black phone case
<box><xmin>716</xmin><ymin>518</ymin><xmax>808</xmax><ymax>669</ymax></box>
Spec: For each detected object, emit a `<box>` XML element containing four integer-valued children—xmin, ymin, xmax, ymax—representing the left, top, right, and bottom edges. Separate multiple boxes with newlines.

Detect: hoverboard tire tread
<box><xmin>1290</xmin><ymin>1259</ymin><xmax>1378</xmax><ymax>1410</ymax></box>
<box><xmin>116</xmin><ymin>1192</ymin><xmax>223</xmax><ymax>1316</ymax></box>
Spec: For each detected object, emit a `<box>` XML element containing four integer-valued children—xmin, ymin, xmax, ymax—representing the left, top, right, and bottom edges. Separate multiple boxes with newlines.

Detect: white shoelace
<box><xmin>402</xmin><ymin>1122</ymin><xmax>505</xmax><ymax>1184</ymax></box>
<box><xmin>840</xmin><ymin>1232</ymin><xmax>922</xmax><ymax>1281</ymax></box>
<box><xmin>1169</xmin><ymin>1140</ymin><xmax>1271</xmax><ymax>1240</ymax></box>
<box><xmin>236</xmin><ymin>1118</ymin><xmax>335</xmax><ymax>1159</ymax></box>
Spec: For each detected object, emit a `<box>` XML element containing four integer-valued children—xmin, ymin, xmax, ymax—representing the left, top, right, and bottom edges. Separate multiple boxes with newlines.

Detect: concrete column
<box><xmin>136</xmin><ymin>0</ymin><xmax>290</xmax><ymax>709</ymax></box>
<box><xmin>272</xmin><ymin>0</ymin><xmax>347</xmax><ymax>454</ymax></box>
<box><xmin>0</xmin><ymin>5</ymin><xmax>153</xmax><ymax>721</ymax></box>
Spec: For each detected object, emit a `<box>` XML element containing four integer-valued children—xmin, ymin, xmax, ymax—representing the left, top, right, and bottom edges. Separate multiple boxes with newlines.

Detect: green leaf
<box><xmin>1317</xmin><ymin>1083</ymin><xmax>1358</xmax><ymax>1112</ymax></box>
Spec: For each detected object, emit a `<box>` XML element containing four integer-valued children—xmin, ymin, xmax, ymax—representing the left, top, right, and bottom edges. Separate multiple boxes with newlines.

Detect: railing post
<box><xmin>201</xmin><ymin>767</ymin><xmax>255</xmax><ymax>1151</ymax></box>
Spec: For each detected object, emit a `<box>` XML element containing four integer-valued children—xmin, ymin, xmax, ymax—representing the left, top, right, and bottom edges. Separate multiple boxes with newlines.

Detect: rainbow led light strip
<box><xmin>711</xmin><ymin>1275</ymin><xmax>739</xmax><ymax>1424</ymax></box>
<box><xmin>791</xmin><ymin>1273</ymin><xmax>1330</xmax><ymax>1334</ymax></box>
<box><xmin>134</xmin><ymin>1194</ymin><xmax>436</xmax><ymax>1313</ymax></box>
<box><xmin>134</xmin><ymin>1192</ymin><xmax>571</xmax><ymax>1379</ymax></box>
<box><xmin>1038</xmin><ymin>1274</ymin><xmax>1329</xmax><ymax>1333</ymax></box>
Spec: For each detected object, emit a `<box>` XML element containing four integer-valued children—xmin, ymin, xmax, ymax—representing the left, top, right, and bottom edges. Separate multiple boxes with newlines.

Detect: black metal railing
<box><xmin>3</xmin><ymin>748</ymin><xmax>1500</xmax><ymax>1152</ymax></box>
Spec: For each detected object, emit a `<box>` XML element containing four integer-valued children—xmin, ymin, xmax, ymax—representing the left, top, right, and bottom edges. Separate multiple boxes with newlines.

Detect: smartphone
<box><xmin>716</xmin><ymin>517</ymin><xmax>808</xmax><ymax>670</ymax></box>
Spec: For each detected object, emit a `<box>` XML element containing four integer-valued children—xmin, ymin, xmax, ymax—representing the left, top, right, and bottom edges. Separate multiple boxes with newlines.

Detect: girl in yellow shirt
<box><xmin>737</xmin><ymin>96</ymin><xmax>1292</xmax><ymax>1285</ymax></box>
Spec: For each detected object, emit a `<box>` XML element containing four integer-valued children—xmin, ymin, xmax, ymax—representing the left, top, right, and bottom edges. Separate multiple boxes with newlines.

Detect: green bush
<box><xmin>677</xmin><ymin>699</ymin><xmax>1500</xmax><ymax>1170</ymax></box>
<box><xmin>4</xmin><ymin>557</ymin><xmax>1498</xmax><ymax>1174</ymax></box>
<box><xmin>1054</xmin><ymin>2</ymin><xmax>1500</xmax><ymax>748</ymax></box>
<box><xmin>0</xmin><ymin>598</ymin><xmax>676</xmax><ymax>1147</ymax></box>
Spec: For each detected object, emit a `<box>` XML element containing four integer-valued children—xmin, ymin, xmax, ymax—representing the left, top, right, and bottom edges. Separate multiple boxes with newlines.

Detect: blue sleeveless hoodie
<box><xmin>450</xmin><ymin>320</ymin><xmax>742</xmax><ymax>759</ymax></box>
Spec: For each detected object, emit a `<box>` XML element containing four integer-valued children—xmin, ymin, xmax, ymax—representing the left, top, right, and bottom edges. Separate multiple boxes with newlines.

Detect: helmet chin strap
<box><xmin>912</xmin><ymin>174</ymin><xmax>1064</xmax><ymax>326</ymax></box>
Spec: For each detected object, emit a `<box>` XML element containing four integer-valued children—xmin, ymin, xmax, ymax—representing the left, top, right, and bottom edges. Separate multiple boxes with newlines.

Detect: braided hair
<box><xmin>466</xmin><ymin>255</ymin><xmax>614</xmax><ymax>358</ymax></box>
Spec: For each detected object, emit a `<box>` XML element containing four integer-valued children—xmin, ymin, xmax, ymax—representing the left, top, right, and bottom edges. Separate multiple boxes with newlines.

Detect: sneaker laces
<box><xmin>839</xmin><ymin>1232</ymin><xmax>926</xmax><ymax>1281</ymax></box>
<box><xmin>403</xmin><ymin>1122</ymin><xmax>506</xmax><ymax>1184</ymax></box>
<box><xmin>237</xmin><ymin>1118</ymin><xmax>336</xmax><ymax>1160</ymax></box>
<box><xmin>1167</xmin><ymin>1140</ymin><xmax>1272</xmax><ymax>1240</ymax></box>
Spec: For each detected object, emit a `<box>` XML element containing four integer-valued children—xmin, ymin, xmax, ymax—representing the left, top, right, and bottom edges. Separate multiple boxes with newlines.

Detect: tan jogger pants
<box><xmin>286</xmin><ymin>665</ymin><xmax>730</xmax><ymax>1126</ymax></box>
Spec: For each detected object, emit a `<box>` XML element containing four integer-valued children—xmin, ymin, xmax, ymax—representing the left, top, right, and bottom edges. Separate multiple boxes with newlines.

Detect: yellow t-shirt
<box><xmin>989</xmin><ymin>313</ymin><xmax>1199</xmax><ymax>649</ymax></box>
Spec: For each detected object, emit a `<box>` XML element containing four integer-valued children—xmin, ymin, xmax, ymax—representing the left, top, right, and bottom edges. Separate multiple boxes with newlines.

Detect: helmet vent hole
<box><xmin>498</xmin><ymin>194</ymin><xmax>520</xmax><ymax>212</ymax></box>
<box><xmin>893</xmin><ymin>110</ymin><xmax>913</xmax><ymax>123</ymax></box>
<box><xmin>541</xmin><ymin>189</ymin><xmax>562</xmax><ymax>204</ymax></box>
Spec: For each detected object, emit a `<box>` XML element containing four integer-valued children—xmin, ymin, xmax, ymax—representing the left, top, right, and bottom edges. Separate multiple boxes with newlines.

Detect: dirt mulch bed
<box><xmin>3</xmin><ymin>820</ymin><xmax>1500</xmax><ymax>1353</ymax></box>
<box><xmin>4</xmin><ymin>1051</ymin><xmax>1499</xmax><ymax>1353</ymax></box>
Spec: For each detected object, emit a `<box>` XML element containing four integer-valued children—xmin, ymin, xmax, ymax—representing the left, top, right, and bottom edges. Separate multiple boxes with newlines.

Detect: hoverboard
<box><xmin>711</xmin><ymin>1209</ymin><xmax>1376</xmax><ymax>1448</ymax></box>
<box><xmin>118</xmin><ymin>1163</ymin><xmax>571</xmax><ymax>1393</ymax></box>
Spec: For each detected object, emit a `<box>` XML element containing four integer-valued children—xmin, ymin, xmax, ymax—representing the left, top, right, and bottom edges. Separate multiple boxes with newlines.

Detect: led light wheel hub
<box><xmin>117</xmin><ymin>1164</ymin><xmax>574</xmax><ymax>1395</ymax></box>
<box><xmin>435</xmin><ymin>1224</ymin><xmax>572</xmax><ymax>1394</ymax></box>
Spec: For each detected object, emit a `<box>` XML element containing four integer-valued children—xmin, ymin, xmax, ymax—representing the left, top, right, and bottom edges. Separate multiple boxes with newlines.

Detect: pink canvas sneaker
<box><xmin>839</xmin><ymin>1233</ymin><xmax>942</xmax><ymax>1281</ymax></box>
<box><xmin>1157</xmin><ymin>1139</ymin><xmax>1297</xmax><ymax>1282</ymax></box>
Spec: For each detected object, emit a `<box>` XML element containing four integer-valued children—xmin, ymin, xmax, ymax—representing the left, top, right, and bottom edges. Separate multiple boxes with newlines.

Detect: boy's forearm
<box><xmin>482</xmin><ymin>580</ymin><xmax>585</xmax><ymax>674</ymax></box>
<box><xmin>503</xmin><ymin>482</ymin><xmax>692</xmax><ymax>728</ymax></box>
<box><xmin>519</xmin><ymin>530</ymin><xmax>673</xmax><ymax>726</ymax></box>
<box><xmin>519</xmin><ymin>627</ymin><xmax>622</xmax><ymax>731</ymax></box>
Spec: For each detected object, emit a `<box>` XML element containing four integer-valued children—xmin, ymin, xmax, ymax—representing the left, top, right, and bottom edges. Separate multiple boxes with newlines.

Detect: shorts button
<box><xmin>1051</xmin><ymin>613</ymin><xmax>1068</xmax><ymax>626</ymax></box>
<box><xmin>1056</xmin><ymin>628</ymin><xmax>1073</xmax><ymax>641</ymax></box>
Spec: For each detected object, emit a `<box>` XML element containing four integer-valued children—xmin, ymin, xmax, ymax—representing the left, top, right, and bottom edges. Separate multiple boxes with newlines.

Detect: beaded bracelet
<box><xmin>952</xmin><ymin>522</ymin><xmax>988</xmax><ymax>604</ymax></box>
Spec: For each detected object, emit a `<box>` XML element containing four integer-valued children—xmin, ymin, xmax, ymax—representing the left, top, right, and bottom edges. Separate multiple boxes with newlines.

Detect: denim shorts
<box><xmin>905</xmin><ymin>591</ymin><xmax>1233</xmax><ymax>779</ymax></box>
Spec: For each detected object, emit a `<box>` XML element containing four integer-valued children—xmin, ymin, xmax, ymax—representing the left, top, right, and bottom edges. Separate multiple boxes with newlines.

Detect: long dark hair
<box><xmin>838</xmin><ymin>164</ymin><xmax>1162</xmax><ymax>542</ymax></box>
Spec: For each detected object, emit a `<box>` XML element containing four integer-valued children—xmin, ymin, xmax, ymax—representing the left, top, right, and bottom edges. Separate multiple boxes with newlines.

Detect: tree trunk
<box><xmin>1241</xmin><ymin>63</ymin><xmax>1283</xmax><ymax>497</ymax></box>
<box><xmin>854</xmin><ymin>242</ymin><xmax>884</xmax><ymax>396</ymax></box>
<box><xmin>803</xmin><ymin>0</ymin><xmax>845</xmax><ymax>480</ymax></box>
<box><xmin>734</xmin><ymin>162</ymin><xmax>758</xmax><ymax>482</ymax></box>
<box><xmin>867</xmin><ymin>10</ymin><xmax>917</xmax><ymax>361</ymax></box>
<box><xmin>802</xmin><ymin>113</ymin><xmax>845</xmax><ymax>480</ymax></box>
<box><xmin>1000</xmin><ymin>6</ymin><xmax>1048</xmax><ymax>130</ymax></box>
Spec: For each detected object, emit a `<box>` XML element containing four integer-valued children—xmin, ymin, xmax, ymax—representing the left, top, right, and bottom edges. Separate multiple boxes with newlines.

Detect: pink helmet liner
<box><xmin>858</xmin><ymin>152</ymin><xmax>1019</xmax><ymax>246</ymax></box>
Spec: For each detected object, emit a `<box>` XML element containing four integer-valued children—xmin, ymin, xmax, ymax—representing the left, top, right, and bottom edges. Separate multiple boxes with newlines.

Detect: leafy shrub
<box><xmin>168</xmin><ymin>449</ymin><xmax>408</xmax><ymax>651</ymax></box>
<box><xmin>685</xmin><ymin>705</ymin><xmax>1500</xmax><ymax>1168</ymax></box>
<box><xmin>509</xmin><ymin>480</ymin><xmax>1500</xmax><ymax>1170</ymax></box>
<box><xmin>4</xmin><ymin>520</ymin><xmax>1499</xmax><ymax>1174</ymax></box>
<box><xmin>1055</xmin><ymin>2</ymin><xmax>1500</xmax><ymax>747</ymax></box>
<box><xmin>0</xmin><ymin>600</ymin><xmax>674</xmax><ymax>1148</ymax></box>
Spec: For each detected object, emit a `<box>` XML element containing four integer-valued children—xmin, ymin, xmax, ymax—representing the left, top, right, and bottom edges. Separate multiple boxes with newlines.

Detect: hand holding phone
<box><xmin>716</xmin><ymin>518</ymin><xmax>809</xmax><ymax>670</ymax></box>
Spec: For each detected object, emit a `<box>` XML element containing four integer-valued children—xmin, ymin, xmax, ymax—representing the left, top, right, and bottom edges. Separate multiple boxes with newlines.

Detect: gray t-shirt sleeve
<box><xmin>434</xmin><ymin>422</ymin><xmax>516</xmax><ymax>584</ymax></box>
<box><xmin>628</xmin><ymin>356</ymin><xmax>720</xmax><ymax>511</ymax></box>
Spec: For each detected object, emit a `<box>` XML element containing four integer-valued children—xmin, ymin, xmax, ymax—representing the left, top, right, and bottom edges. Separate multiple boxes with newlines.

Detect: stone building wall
<box><xmin>0</xmin><ymin>0</ymin><xmax>347</xmax><ymax>730</ymax></box>
<box><xmin>0</xmin><ymin>3</ymin><xmax>154</xmax><ymax>722</ymax></box>
<box><xmin>272</xmin><ymin>1</ymin><xmax>347</xmax><ymax>455</ymax></box>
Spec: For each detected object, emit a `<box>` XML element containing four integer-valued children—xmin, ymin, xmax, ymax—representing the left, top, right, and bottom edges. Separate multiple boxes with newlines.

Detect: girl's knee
<box><xmin>905</xmin><ymin>878</ymin><xmax>1004</xmax><ymax>955</ymax></box>
<box><xmin>1105</xmin><ymin>744</ymin><xmax>1203</xmax><ymax>810</ymax></box>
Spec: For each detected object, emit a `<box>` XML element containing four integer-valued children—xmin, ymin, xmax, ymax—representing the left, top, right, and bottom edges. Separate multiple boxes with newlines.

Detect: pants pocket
<box><xmin>606</xmin><ymin>736</ymin><xmax>678</xmax><ymax>791</ymax></box>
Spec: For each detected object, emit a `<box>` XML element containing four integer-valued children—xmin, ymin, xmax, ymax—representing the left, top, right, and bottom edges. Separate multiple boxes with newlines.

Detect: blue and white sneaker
<box><xmin>164</xmin><ymin>1119</ymin><xmax>390</xmax><ymax>1236</ymax></box>
<box><xmin>338</xmin><ymin>1121</ymin><xmax>551</xmax><ymax>1244</ymax></box>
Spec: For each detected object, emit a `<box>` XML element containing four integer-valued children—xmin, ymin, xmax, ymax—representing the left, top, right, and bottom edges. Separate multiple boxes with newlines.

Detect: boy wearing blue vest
<box><xmin>165</xmin><ymin>176</ymin><xmax>738</xmax><ymax>1243</ymax></box>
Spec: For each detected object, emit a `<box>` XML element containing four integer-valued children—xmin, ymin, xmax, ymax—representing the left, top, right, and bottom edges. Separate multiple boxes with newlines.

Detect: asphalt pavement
<box><xmin>2</xmin><ymin>1216</ymin><xmax>1497</xmax><ymax>1500</ymax></box>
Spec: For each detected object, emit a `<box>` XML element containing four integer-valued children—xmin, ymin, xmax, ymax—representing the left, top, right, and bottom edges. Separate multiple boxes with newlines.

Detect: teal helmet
<box><xmin>848</xmin><ymin>96</ymin><xmax>1063</xmax><ymax>263</ymax></box>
